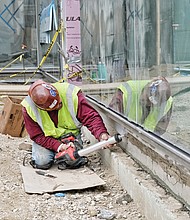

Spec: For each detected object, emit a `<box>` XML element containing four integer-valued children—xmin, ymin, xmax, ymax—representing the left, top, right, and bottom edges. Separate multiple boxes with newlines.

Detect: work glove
<box><xmin>57</xmin><ymin>142</ymin><xmax>75</xmax><ymax>152</ymax></box>
<box><xmin>55</xmin><ymin>146</ymin><xmax>88</xmax><ymax>170</ymax></box>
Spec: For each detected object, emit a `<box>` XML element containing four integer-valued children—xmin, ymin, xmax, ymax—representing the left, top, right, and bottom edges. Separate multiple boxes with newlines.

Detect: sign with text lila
<box><xmin>63</xmin><ymin>0</ymin><xmax>82</xmax><ymax>85</ymax></box>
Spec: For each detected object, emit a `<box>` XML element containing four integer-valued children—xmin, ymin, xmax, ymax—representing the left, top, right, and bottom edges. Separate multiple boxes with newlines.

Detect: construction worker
<box><xmin>21</xmin><ymin>79</ymin><xmax>111</xmax><ymax>170</ymax></box>
<box><xmin>109</xmin><ymin>76</ymin><xmax>173</xmax><ymax>135</ymax></box>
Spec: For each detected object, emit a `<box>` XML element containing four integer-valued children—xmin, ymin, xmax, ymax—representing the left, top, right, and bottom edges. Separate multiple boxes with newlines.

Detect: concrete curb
<box><xmin>100</xmin><ymin>148</ymin><xmax>189</xmax><ymax>220</ymax></box>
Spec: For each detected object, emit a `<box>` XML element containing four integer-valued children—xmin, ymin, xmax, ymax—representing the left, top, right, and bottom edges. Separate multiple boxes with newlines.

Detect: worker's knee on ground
<box><xmin>32</xmin><ymin>142</ymin><xmax>55</xmax><ymax>169</ymax></box>
<box><xmin>34</xmin><ymin>154</ymin><xmax>54</xmax><ymax>168</ymax></box>
<box><xmin>32</xmin><ymin>151</ymin><xmax>55</xmax><ymax>169</ymax></box>
<box><xmin>34</xmin><ymin>160</ymin><xmax>54</xmax><ymax>170</ymax></box>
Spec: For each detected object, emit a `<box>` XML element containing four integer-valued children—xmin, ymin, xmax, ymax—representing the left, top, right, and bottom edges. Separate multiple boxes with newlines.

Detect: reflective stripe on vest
<box><xmin>119</xmin><ymin>82</ymin><xmax>132</xmax><ymax>117</ymax></box>
<box><xmin>118</xmin><ymin>80</ymin><xmax>149</xmax><ymax>123</ymax></box>
<box><xmin>65</xmin><ymin>83</ymin><xmax>82</xmax><ymax>128</ymax></box>
<box><xmin>25</xmin><ymin>96</ymin><xmax>43</xmax><ymax>130</ymax></box>
<box><xmin>53</xmin><ymin>82</ymin><xmax>82</xmax><ymax>128</ymax></box>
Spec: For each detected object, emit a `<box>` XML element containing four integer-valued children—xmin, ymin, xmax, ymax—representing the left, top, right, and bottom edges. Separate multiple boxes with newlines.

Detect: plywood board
<box><xmin>20</xmin><ymin>165</ymin><xmax>105</xmax><ymax>194</ymax></box>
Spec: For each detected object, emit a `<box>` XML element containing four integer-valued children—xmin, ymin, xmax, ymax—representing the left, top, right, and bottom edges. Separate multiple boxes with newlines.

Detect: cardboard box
<box><xmin>0</xmin><ymin>96</ymin><xmax>25</xmax><ymax>137</ymax></box>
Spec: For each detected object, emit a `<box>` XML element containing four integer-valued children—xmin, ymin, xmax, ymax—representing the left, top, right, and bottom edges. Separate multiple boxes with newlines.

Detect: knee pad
<box><xmin>30</xmin><ymin>160</ymin><xmax>53</xmax><ymax>170</ymax></box>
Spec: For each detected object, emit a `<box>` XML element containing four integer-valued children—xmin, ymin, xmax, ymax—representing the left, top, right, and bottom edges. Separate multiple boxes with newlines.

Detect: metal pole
<box><xmin>35</xmin><ymin>0</ymin><xmax>40</xmax><ymax>66</ymax></box>
<box><xmin>60</xmin><ymin>0</ymin><xmax>67</xmax><ymax>80</ymax></box>
<box><xmin>57</xmin><ymin>0</ymin><xmax>64</xmax><ymax>79</ymax></box>
<box><xmin>156</xmin><ymin>0</ymin><xmax>161</xmax><ymax>65</ymax></box>
<box><xmin>78</xmin><ymin>134</ymin><xmax>123</xmax><ymax>157</ymax></box>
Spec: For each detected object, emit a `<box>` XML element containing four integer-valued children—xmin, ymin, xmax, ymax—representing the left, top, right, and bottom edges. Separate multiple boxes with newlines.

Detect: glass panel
<box><xmin>23</xmin><ymin>0</ymin><xmax>37</xmax><ymax>67</ymax></box>
<box><xmin>38</xmin><ymin>0</ymin><xmax>60</xmax><ymax>68</ymax></box>
<box><xmin>0</xmin><ymin>0</ymin><xmax>60</xmax><ymax>80</ymax></box>
<box><xmin>0</xmin><ymin>0</ymin><xmax>36</xmax><ymax>68</ymax></box>
<box><xmin>80</xmin><ymin>0</ymin><xmax>190</xmax><ymax>154</ymax></box>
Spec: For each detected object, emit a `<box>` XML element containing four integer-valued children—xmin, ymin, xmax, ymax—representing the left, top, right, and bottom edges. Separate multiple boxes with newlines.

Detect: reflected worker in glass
<box><xmin>109</xmin><ymin>77</ymin><xmax>173</xmax><ymax>135</ymax></box>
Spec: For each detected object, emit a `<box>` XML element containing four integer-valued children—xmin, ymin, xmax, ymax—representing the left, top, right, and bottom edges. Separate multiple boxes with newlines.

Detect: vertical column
<box><xmin>63</xmin><ymin>0</ymin><xmax>82</xmax><ymax>85</ymax></box>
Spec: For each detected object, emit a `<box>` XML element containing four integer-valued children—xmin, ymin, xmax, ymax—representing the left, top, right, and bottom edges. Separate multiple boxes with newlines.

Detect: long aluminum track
<box><xmin>86</xmin><ymin>95</ymin><xmax>190</xmax><ymax>165</ymax></box>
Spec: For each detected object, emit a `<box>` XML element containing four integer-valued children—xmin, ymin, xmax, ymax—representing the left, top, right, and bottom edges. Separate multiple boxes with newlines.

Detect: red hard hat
<box><xmin>28</xmin><ymin>79</ymin><xmax>61</xmax><ymax>111</ymax></box>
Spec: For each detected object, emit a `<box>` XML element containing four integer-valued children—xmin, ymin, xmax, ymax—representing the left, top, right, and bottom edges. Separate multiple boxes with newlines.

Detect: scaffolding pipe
<box><xmin>156</xmin><ymin>0</ymin><xmax>161</xmax><ymax>65</ymax></box>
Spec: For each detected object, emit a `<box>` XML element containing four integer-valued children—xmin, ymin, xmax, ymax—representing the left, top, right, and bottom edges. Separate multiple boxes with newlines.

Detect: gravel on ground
<box><xmin>0</xmin><ymin>133</ymin><xmax>147</xmax><ymax>220</ymax></box>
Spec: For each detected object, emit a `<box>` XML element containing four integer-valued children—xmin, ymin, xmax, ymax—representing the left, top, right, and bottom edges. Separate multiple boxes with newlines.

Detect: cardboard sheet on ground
<box><xmin>20</xmin><ymin>165</ymin><xmax>105</xmax><ymax>194</ymax></box>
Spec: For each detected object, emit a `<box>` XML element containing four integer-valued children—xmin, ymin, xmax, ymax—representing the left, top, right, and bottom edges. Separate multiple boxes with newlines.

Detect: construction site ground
<box><xmin>0</xmin><ymin>133</ymin><xmax>147</xmax><ymax>220</ymax></box>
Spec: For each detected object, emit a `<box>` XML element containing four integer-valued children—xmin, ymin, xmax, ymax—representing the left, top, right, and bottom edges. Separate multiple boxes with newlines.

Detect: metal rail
<box><xmin>86</xmin><ymin>95</ymin><xmax>190</xmax><ymax>165</ymax></box>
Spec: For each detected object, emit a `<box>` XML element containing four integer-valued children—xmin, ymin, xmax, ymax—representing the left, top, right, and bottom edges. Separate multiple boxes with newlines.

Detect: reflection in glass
<box><xmin>80</xmin><ymin>0</ymin><xmax>190</xmax><ymax>154</ymax></box>
<box><xmin>109</xmin><ymin>77</ymin><xmax>173</xmax><ymax>135</ymax></box>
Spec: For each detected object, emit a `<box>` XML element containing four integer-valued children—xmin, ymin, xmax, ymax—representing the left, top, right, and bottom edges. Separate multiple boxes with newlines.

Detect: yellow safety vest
<box><xmin>21</xmin><ymin>82</ymin><xmax>82</xmax><ymax>138</ymax></box>
<box><xmin>118</xmin><ymin>80</ymin><xmax>173</xmax><ymax>132</ymax></box>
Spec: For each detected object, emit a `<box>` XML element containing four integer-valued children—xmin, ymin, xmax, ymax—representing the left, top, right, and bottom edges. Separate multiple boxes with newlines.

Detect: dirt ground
<box><xmin>0</xmin><ymin>133</ymin><xmax>148</xmax><ymax>220</ymax></box>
